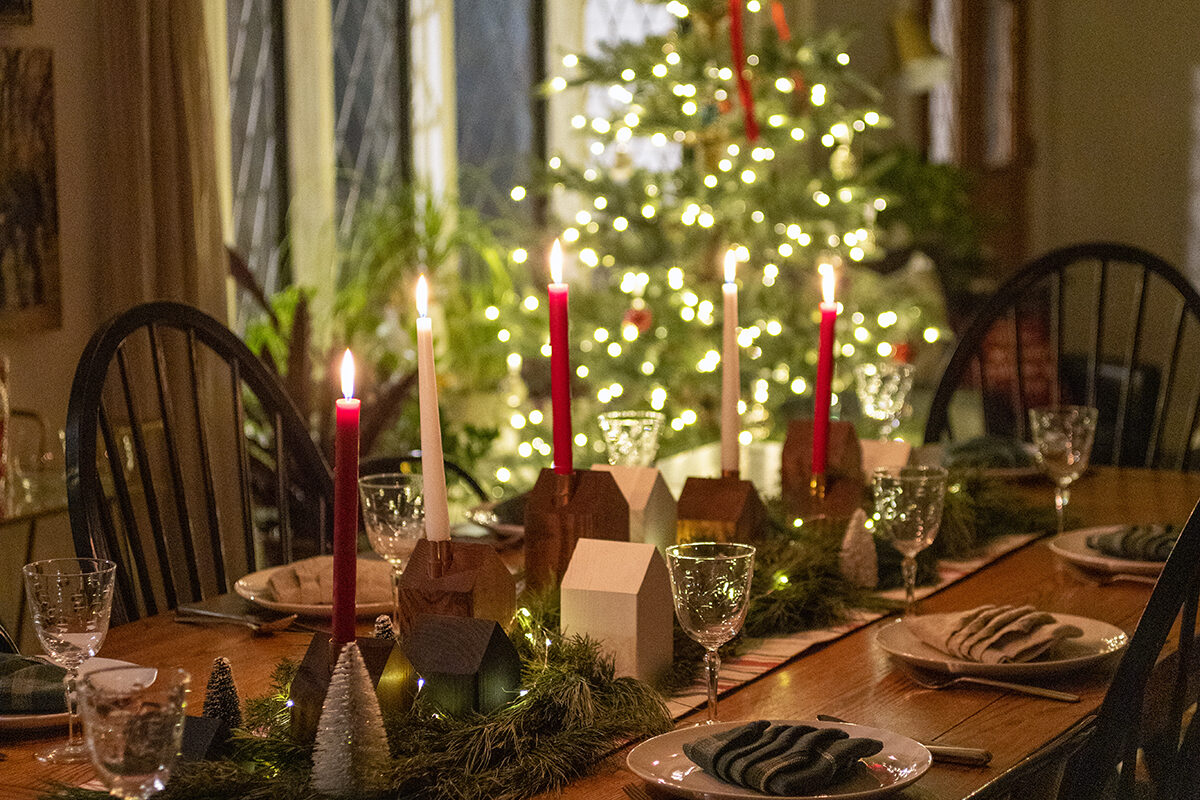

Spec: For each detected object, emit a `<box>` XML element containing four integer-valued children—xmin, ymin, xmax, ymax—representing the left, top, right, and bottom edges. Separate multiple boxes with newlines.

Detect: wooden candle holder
<box><xmin>289</xmin><ymin>633</ymin><xmax>418</xmax><ymax>744</ymax></box>
<box><xmin>560</xmin><ymin>539</ymin><xmax>673</xmax><ymax>683</ymax></box>
<box><xmin>675</xmin><ymin>475</ymin><xmax>766</xmax><ymax>544</ymax></box>
<box><xmin>524</xmin><ymin>468</ymin><xmax>629</xmax><ymax>588</ymax></box>
<box><xmin>395</xmin><ymin>538</ymin><xmax>517</xmax><ymax>636</ymax></box>
<box><xmin>402</xmin><ymin>614</ymin><xmax>522</xmax><ymax>715</ymax></box>
<box><xmin>592</xmin><ymin>464</ymin><xmax>677</xmax><ymax>552</ymax></box>
<box><xmin>781</xmin><ymin>419</ymin><xmax>864</xmax><ymax>520</ymax></box>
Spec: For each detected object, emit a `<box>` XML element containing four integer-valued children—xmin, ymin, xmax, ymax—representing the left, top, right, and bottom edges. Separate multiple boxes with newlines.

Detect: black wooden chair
<box><xmin>1057</xmin><ymin>499</ymin><xmax>1200</xmax><ymax>798</ymax></box>
<box><xmin>924</xmin><ymin>242</ymin><xmax>1200</xmax><ymax>470</ymax></box>
<box><xmin>0</xmin><ymin>619</ymin><xmax>18</xmax><ymax>654</ymax></box>
<box><xmin>65</xmin><ymin>301</ymin><xmax>333</xmax><ymax>623</ymax></box>
<box><xmin>359</xmin><ymin>453</ymin><xmax>488</xmax><ymax>504</ymax></box>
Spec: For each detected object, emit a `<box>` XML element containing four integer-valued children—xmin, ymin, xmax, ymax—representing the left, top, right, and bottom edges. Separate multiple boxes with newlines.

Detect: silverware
<box><xmin>897</xmin><ymin>661</ymin><xmax>1080</xmax><ymax>702</ymax></box>
<box><xmin>1065</xmin><ymin>564</ymin><xmax>1158</xmax><ymax>587</ymax></box>
<box><xmin>816</xmin><ymin>714</ymin><xmax>992</xmax><ymax>766</ymax></box>
<box><xmin>174</xmin><ymin>608</ymin><xmax>300</xmax><ymax>635</ymax></box>
<box><xmin>622</xmin><ymin>781</ymin><xmax>654</xmax><ymax>800</ymax></box>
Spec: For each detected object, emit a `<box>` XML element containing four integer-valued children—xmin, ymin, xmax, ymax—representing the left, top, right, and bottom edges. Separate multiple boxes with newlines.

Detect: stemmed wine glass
<box><xmin>1028</xmin><ymin>405</ymin><xmax>1098</xmax><ymax>536</ymax></box>
<box><xmin>597</xmin><ymin>410</ymin><xmax>666</xmax><ymax>466</ymax></box>
<box><xmin>359</xmin><ymin>473</ymin><xmax>425</xmax><ymax>626</ymax></box>
<box><xmin>78</xmin><ymin>665</ymin><xmax>190</xmax><ymax>800</ymax></box>
<box><xmin>665</xmin><ymin>542</ymin><xmax>755</xmax><ymax>723</ymax></box>
<box><xmin>872</xmin><ymin>466</ymin><xmax>948</xmax><ymax>616</ymax></box>
<box><xmin>854</xmin><ymin>362</ymin><xmax>915</xmax><ymax>440</ymax></box>
<box><xmin>22</xmin><ymin>557</ymin><xmax>117</xmax><ymax>763</ymax></box>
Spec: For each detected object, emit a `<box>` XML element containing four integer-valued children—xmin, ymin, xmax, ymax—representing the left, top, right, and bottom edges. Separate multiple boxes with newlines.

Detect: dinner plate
<box><xmin>1048</xmin><ymin>526</ymin><xmax>1165</xmax><ymax>576</ymax></box>
<box><xmin>875</xmin><ymin>614</ymin><xmax>1128</xmax><ymax>678</ymax></box>
<box><xmin>0</xmin><ymin>657</ymin><xmax>143</xmax><ymax>731</ymax></box>
<box><xmin>234</xmin><ymin>562</ymin><xmax>392</xmax><ymax>618</ymax></box>
<box><xmin>626</xmin><ymin>719</ymin><xmax>931</xmax><ymax>800</ymax></box>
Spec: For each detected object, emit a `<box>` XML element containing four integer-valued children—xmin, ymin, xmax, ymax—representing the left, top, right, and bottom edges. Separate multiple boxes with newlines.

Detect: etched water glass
<box><xmin>359</xmin><ymin>473</ymin><xmax>424</xmax><ymax>625</ymax></box>
<box><xmin>854</xmin><ymin>362</ymin><xmax>915</xmax><ymax>439</ymax></box>
<box><xmin>873</xmin><ymin>466</ymin><xmax>948</xmax><ymax>616</ymax></box>
<box><xmin>1028</xmin><ymin>405</ymin><xmax>1098</xmax><ymax>536</ymax></box>
<box><xmin>22</xmin><ymin>557</ymin><xmax>117</xmax><ymax>763</ymax></box>
<box><xmin>597</xmin><ymin>410</ymin><xmax>666</xmax><ymax>466</ymax></box>
<box><xmin>79</xmin><ymin>665</ymin><xmax>190</xmax><ymax>799</ymax></box>
<box><xmin>665</xmin><ymin>542</ymin><xmax>755</xmax><ymax>723</ymax></box>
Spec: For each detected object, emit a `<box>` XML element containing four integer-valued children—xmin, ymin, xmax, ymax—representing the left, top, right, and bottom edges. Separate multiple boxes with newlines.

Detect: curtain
<box><xmin>98</xmin><ymin>0</ymin><xmax>227</xmax><ymax>321</ymax></box>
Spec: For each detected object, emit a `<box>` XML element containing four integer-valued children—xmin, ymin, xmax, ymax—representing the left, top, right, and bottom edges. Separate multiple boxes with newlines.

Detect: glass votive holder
<box><xmin>597</xmin><ymin>410</ymin><xmax>666</xmax><ymax>467</ymax></box>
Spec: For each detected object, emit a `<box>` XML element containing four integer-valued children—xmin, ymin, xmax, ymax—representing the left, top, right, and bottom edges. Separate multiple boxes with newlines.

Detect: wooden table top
<box><xmin>2</xmin><ymin>466</ymin><xmax>1198</xmax><ymax>800</ymax></box>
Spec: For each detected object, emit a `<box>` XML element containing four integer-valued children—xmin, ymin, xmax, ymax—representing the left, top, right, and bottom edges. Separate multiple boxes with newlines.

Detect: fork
<box><xmin>897</xmin><ymin>661</ymin><xmax>1079</xmax><ymax>702</ymax></box>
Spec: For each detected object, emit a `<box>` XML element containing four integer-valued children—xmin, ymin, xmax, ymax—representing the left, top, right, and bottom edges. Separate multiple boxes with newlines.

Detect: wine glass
<box><xmin>664</xmin><ymin>542</ymin><xmax>755</xmax><ymax>723</ymax></box>
<box><xmin>22</xmin><ymin>557</ymin><xmax>117</xmax><ymax>763</ymax></box>
<box><xmin>1028</xmin><ymin>405</ymin><xmax>1098</xmax><ymax>536</ymax></box>
<box><xmin>872</xmin><ymin>466</ymin><xmax>948</xmax><ymax>616</ymax></box>
<box><xmin>597</xmin><ymin>410</ymin><xmax>666</xmax><ymax>466</ymax></box>
<box><xmin>78</xmin><ymin>665</ymin><xmax>190</xmax><ymax>799</ymax></box>
<box><xmin>854</xmin><ymin>362</ymin><xmax>915</xmax><ymax>440</ymax></box>
<box><xmin>358</xmin><ymin>472</ymin><xmax>424</xmax><ymax>625</ymax></box>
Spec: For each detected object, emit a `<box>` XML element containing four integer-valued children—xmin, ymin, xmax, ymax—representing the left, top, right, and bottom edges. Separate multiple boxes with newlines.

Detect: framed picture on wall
<box><xmin>0</xmin><ymin>47</ymin><xmax>60</xmax><ymax>331</ymax></box>
<box><xmin>0</xmin><ymin>1</ymin><xmax>31</xmax><ymax>25</ymax></box>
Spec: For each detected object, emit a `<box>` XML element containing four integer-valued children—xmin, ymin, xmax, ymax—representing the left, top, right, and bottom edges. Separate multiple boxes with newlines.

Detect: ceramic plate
<box><xmin>1048</xmin><ymin>526</ymin><xmax>1166</xmax><ymax>576</ymax></box>
<box><xmin>875</xmin><ymin>614</ymin><xmax>1128</xmax><ymax>678</ymax></box>
<box><xmin>626</xmin><ymin>719</ymin><xmax>931</xmax><ymax>800</ymax></box>
<box><xmin>0</xmin><ymin>657</ymin><xmax>143</xmax><ymax>731</ymax></box>
<box><xmin>234</xmin><ymin>562</ymin><xmax>392</xmax><ymax>618</ymax></box>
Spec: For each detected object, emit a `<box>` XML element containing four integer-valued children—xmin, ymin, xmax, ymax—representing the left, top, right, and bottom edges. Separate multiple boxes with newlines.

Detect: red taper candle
<box><xmin>812</xmin><ymin>266</ymin><xmax>837</xmax><ymax>475</ymax></box>
<box><xmin>548</xmin><ymin>239</ymin><xmax>573</xmax><ymax>474</ymax></box>
<box><xmin>332</xmin><ymin>350</ymin><xmax>360</xmax><ymax>646</ymax></box>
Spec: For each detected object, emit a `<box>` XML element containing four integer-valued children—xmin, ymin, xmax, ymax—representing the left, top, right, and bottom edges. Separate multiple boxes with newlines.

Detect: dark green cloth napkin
<box><xmin>683</xmin><ymin>721</ymin><xmax>884</xmax><ymax>795</ymax></box>
<box><xmin>0</xmin><ymin>653</ymin><xmax>67</xmax><ymax>714</ymax></box>
<box><xmin>1086</xmin><ymin>524</ymin><xmax>1178</xmax><ymax>561</ymax></box>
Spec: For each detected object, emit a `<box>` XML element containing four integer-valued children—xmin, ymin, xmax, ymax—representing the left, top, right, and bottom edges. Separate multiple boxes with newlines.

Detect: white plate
<box><xmin>1048</xmin><ymin>526</ymin><xmax>1166</xmax><ymax>576</ymax></box>
<box><xmin>0</xmin><ymin>657</ymin><xmax>142</xmax><ymax>731</ymax></box>
<box><xmin>875</xmin><ymin>614</ymin><xmax>1128</xmax><ymax>678</ymax></box>
<box><xmin>626</xmin><ymin>719</ymin><xmax>931</xmax><ymax>800</ymax></box>
<box><xmin>234</xmin><ymin>562</ymin><xmax>392</xmax><ymax>618</ymax></box>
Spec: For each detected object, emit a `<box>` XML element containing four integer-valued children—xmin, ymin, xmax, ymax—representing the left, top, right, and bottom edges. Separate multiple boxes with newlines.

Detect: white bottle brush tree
<box><xmin>310</xmin><ymin>642</ymin><xmax>391</xmax><ymax>795</ymax></box>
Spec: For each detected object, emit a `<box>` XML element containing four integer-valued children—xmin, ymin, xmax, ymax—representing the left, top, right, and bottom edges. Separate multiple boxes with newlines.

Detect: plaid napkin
<box><xmin>0</xmin><ymin>653</ymin><xmax>66</xmax><ymax>714</ymax></box>
<box><xmin>1086</xmin><ymin>525</ymin><xmax>1178</xmax><ymax>561</ymax></box>
<box><xmin>683</xmin><ymin>720</ymin><xmax>883</xmax><ymax>795</ymax></box>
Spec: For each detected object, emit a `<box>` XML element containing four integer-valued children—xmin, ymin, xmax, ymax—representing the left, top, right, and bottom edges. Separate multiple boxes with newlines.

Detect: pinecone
<box><xmin>373</xmin><ymin>615</ymin><xmax>396</xmax><ymax>640</ymax></box>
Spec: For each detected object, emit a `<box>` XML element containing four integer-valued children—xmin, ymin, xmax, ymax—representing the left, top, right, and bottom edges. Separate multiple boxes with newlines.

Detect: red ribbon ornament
<box><xmin>727</xmin><ymin>0</ymin><xmax>759</xmax><ymax>142</ymax></box>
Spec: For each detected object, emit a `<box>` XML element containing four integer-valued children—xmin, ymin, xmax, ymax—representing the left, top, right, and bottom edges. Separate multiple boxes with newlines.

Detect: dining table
<box><xmin>2</xmin><ymin>465</ymin><xmax>1198</xmax><ymax>800</ymax></box>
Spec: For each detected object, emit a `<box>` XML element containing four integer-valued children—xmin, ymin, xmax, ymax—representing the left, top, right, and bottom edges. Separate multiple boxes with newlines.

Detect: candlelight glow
<box><xmin>724</xmin><ymin>249</ymin><xmax>737</xmax><ymax>283</ymax></box>
<box><xmin>340</xmin><ymin>350</ymin><xmax>355</xmax><ymax>399</ymax></box>
<box><xmin>550</xmin><ymin>239</ymin><xmax>564</xmax><ymax>284</ymax></box>
<box><xmin>416</xmin><ymin>274</ymin><xmax>429</xmax><ymax>318</ymax></box>
<box><xmin>819</xmin><ymin>264</ymin><xmax>836</xmax><ymax>305</ymax></box>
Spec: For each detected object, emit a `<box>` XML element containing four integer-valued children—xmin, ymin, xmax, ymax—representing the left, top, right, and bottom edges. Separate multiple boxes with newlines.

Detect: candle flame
<box><xmin>416</xmin><ymin>274</ymin><xmax>429</xmax><ymax>317</ymax></box>
<box><xmin>724</xmin><ymin>249</ymin><xmax>737</xmax><ymax>283</ymax></box>
<box><xmin>821</xmin><ymin>266</ymin><xmax>836</xmax><ymax>305</ymax></box>
<box><xmin>550</xmin><ymin>239</ymin><xmax>564</xmax><ymax>284</ymax></box>
<box><xmin>340</xmin><ymin>349</ymin><xmax>355</xmax><ymax>399</ymax></box>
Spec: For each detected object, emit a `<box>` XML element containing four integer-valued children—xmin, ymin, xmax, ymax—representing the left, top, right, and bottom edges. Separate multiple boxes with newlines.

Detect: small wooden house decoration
<box><xmin>402</xmin><ymin>614</ymin><xmax>521</xmax><ymax>716</ymax></box>
<box><xmin>560</xmin><ymin>539</ymin><xmax>673</xmax><ymax>683</ymax></box>
<box><xmin>676</xmin><ymin>475</ymin><xmax>767</xmax><ymax>544</ymax></box>
<box><xmin>592</xmin><ymin>464</ymin><xmax>677</xmax><ymax>552</ymax></box>
<box><xmin>396</xmin><ymin>538</ymin><xmax>517</xmax><ymax>635</ymax></box>
<box><xmin>524</xmin><ymin>468</ymin><xmax>630</xmax><ymax>587</ymax></box>
<box><xmin>781</xmin><ymin>419</ymin><xmax>864</xmax><ymax>520</ymax></box>
<box><xmin>859</xmin><ymin>439</ymin><xmax>912</xmax><ymax>479</ymax></box>
<box><xmin>290</xmin><ymin>634</ymin><xmax>418</xmax><ymax>744</ymax></box>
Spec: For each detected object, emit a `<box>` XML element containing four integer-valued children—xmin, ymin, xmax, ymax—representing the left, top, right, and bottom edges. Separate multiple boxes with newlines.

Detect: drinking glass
<box><xmin>872</xmin><ymin>466</ymin><xmax>948</xmax><ymax>616</ymax></box>
<box><xmin>22</xmin><ymin>557</ymin><xmax>117</xmax><ymax>763</ymax></box>
<box><xmin>597</xmin><ymin>410</ymin><xmax>666</xmax><ymax>466</ymax></box>
<box><xmin>78</xmin><ymin>665</ymin><xmax>190</xmax><ymax>799</ymax></box>
<box><xmin>665</xmin><ymin>542</ymin><xmax>755</xmax><ymax>723</ymax></box>
<box><xmin>854</xmin><ymin>362</ymin><xmax>915</xmax><ymax>439</ymax></box>
<box><xmin>359</xmin><ymin>473</ymin><xmax>424</xmax><ymax>625</ymax></box>
<box><xmin>1028</xmin><ymin>405</ymin><xmax>1098</xmax><ymax>536</ymax></box>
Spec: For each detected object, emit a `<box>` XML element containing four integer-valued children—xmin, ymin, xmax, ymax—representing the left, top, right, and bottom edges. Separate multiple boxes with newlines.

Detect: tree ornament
<box><xmin>839</xmin><ymin>508</ymin><xmax>878</xmax><ymax>588</ymax></box>
<box><xmin>311</xmin><ymin>642</ymin><xmax>391</xmax><ymax>796</ymax></box>
<box><xmin>202</xmin><ymin>656</ymin><xmax>242</xmax><ymax>730</ymax></box>
<box><xmin>373</xmin><ymin>614</ymin><xmax>396</xmax><ymax>640</ymax></box>
<box><xmin>623</xmin><ymin>306</ymin><xmax>653</xmax><ymax>334</ymax></box>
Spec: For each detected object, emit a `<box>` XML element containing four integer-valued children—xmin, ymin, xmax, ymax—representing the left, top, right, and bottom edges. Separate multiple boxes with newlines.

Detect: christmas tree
<box><xmin>310</xmin><ymin>643</ymin><xmax>391</xmax><ymax>796</ymax></box>
<box><xmin>202</xmin><ymin>656</ymin><xmax>242</xmax><ymax>730</ymax></box>
<box><xmin>487</xmin><ymin>0</ymin><xmax>949</xmax><ymax>486</ymax></box>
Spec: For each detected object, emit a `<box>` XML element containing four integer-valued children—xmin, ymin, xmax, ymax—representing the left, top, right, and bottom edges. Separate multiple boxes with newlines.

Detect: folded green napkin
<box><xmin>0</xmin><ymin>653</ymin><xmax>67</xmax><ymax>714</ymax></box>
<box><xmin>943</xmin><ymin>435</ymin><xmax>1036</xmax><ymax>469</ymax></box>
<box><xmin>1086</xmin><ymin>524</ymin><xmax>1178</xmax><ymax>561</ymax></box>
<box><xmin>683</xmin><ymin>721</ymin><xmax>883</xmax><ymax>795</ymax></box>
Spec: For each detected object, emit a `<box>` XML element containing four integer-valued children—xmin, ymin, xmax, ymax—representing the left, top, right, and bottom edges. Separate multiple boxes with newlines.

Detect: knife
<box><xmin>816</xmin><ymin>715</ymin><xmax>992</xmax><ymax>766</ymax></box>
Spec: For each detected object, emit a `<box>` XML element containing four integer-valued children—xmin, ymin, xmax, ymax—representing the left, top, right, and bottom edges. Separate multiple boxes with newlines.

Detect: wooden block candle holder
<box><xmin>781</xmin><ymin>419</ymin><xmax>864</xmax><ymax>521</ymax></box>
<box><xmin>675</xmin><ymin>474</ymin><xmax>766</xmax><ymax>544</ymax></box>
<box><xmin>560</xmin><ymin>539</ymin><xmax>673</xmax><ymax>683</ymax></box>
<box><xmin>402</xmin><ymin>614</ymin><xmax>522</xmax><ymax>716</ymax></box>
<box><xmin>395</xmin><ymin>538</ymin><xmax>517</xmax><ymax>636</ymax></box>
<box><xmin>524</xmin><ymin>468</ymin><xmax>629</xmax><ymax>588</ymax></box>
<box><xmin>592</xmin><ymin>464</ymin><xmax>677</xmax><ymax>552</ymax></box>
<box><xmin>289</xmin><ymin>633</ymin><xmax>418</xmax><ymax>744</ymax></box>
